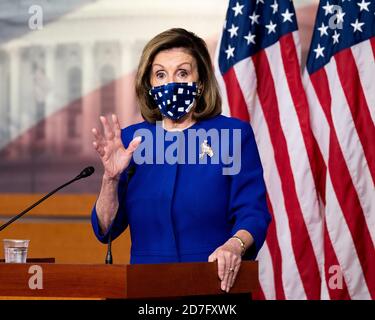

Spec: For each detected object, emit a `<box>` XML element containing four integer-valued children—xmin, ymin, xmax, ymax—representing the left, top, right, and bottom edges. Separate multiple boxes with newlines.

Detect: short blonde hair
<box><xmin>135</xmin><ymin>28</ymin><xmax>222</xmax><ymax>123</ymax></box>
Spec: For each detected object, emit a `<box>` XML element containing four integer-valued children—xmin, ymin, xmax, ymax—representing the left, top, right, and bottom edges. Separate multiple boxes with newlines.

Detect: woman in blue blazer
<box><xmin>91</xmin><ymin>28</ymin><xmax>271</xmax><ymax>293</ymax></box>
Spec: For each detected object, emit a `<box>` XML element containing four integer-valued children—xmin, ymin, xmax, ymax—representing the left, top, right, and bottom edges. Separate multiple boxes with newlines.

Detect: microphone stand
<box><xmin>0</xmin><ymin>167</ymin><xmax>95</xmax><ymax>232</ymax></box>
<box><xmin>103</xmin><ymin>164</ymin><xmax>136</xmax><ymax>264</ymax></box>
<box><xmin>105</xmin><ymin>232</ymin><xmax>113</xmax><ymax>264</ymax></box>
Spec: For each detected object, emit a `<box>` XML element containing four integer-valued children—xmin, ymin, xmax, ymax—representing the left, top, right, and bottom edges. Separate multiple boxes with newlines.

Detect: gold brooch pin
<box><xmin>199</xmin><ymin>139</ymin><xmax>214</xmax><ymax>159</ymax></box>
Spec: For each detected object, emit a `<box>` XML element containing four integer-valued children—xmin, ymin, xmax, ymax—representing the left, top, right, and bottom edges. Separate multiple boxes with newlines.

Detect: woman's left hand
<box><xmin>208</xmin><ymin>238</ymin><xmax>243</xmax><ymax>293</ymax></box>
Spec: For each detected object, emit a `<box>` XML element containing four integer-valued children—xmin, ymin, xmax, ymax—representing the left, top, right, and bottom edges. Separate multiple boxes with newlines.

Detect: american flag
<box><xmin>304</xmin><ymin>0</ymin><xmax>375</xmax><ymax>299</ymax></box>
<box><xmin>215</xmin><ymin>0</ymin><xmax>325</xmax><ymax>299</ymax></box>
<box><xmin>216</xmin><ymin>0</ymin><xmax>375</xmax><ymax>300</ymax></box>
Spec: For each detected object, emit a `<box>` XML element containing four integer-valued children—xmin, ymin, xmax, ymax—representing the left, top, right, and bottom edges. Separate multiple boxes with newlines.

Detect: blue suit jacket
<box><xmin>91</xmin><ymin>114</ymin><xmax>271</xmax><ymax>264</ymax></box>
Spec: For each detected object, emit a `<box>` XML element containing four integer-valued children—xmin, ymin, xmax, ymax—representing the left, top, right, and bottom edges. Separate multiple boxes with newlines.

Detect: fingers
<box><xmin>112</xmin><ymin>114</ymin><xmax>121</xmax><ymax>139</ymax></box>
<box><xmin>229</xmin><ymin>263</ymin><xmax>241</xmax><ymax>289</ymax></box>
<box><xmin>92</xmin><ymin>140</ymin><xmax>105</xmax><ymax>157</ymax></box>
<box><xmin>92</xmin><ymin>127</ymin><xmax>104</xmax><ymax>143</ymax></box>
<box><xmin>212</xmin><ymin>248</ymin><xmax>241</xmax><ymax>293</ymax></box>
<box><xmin>225</xmin><ymin>262</ymin><xmax>236</xmax><ymax>292</ymax></box>
<box><xmin>216</xmin><ymin>253</ymin><xmax>226</xmax><ymax>284</ymax></box>
<box><xmin>92</xmin><ymin>127</ymin><xmax>106</xmax><ymax>157</ymax></box>
<box><xmin>219</xmin><ymin>255</ymin><xmax>231</xmax><ymax>292</ymax></box>
<box><xmin>100</xmin><ymin>115</ymin><xmax>115</xmax><ymax>140</ymax></box>
<box><xmin>126</xmin><ymin>136</ymin><xmax>142</xmax><ymax>154</ymax></box>
<box><xmin>93</xmin><ymin>115</ymin><xmax>121</xmax><ymax>158</ymax></box>
<box><xmin>208</xmin><ymin>252</ymin><xmax>217</xmax><ymax>263</ymax></box>
<box><xmin>224</xmin><ymin>257</ymin><xmax>241</xmax><ymax>292</ymax></box>
<box><xmin>210</xmin><ymin>248</ymin><xmax>229</xmax><ymax>288</ymax></box>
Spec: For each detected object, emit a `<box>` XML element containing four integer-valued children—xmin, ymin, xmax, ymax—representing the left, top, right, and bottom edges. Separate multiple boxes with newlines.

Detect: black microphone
<box><xmin>0</xmin><ymin>166</ymin><xmax>95</xmax><ymax>233</ymax></box>
<box><xmin>75</xmin><ymin>166</ymin><xmax>95</xmax><ymax>179</ymax></box>
<box><xmin>105</xmin><ymin>164</ymin><xmax>136</xmax><ymax>264</ymax></box>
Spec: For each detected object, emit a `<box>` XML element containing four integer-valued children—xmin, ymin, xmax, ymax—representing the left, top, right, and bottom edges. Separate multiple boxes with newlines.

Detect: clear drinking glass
<box><xmin>3</xmin><ymin>239</ymin><xmax>30</xmax><ymax>263</ymax></box>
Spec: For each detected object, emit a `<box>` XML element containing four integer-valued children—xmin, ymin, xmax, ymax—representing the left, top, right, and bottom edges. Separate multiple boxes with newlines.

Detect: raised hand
<box><xmin>92</xmin><ymin>114</ymin><xmax>141</xmax><ymax>180</ymax></box>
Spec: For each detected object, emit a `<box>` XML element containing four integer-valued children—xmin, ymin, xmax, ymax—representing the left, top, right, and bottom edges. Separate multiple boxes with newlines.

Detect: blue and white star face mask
<box><xmin>149</xmin><ymin>82</ymin><xmax>198</xmax><ymax>120</ymax></box>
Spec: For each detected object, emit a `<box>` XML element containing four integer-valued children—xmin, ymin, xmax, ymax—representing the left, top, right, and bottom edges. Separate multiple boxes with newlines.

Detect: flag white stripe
<box><xmin>302</xmin><ymin>72</ymin><xmax>330</xmax><ymax>164</ymax></box>
<box><xmin>325</xmin><ymin>59</ymin><xmax>375</xmax><ymax>245</ymax></box>
<box><xmin>304</xmin><ymin>65</ymin><xmax>373</xmax><ymax>299</ymax></box>
<box><xmin>325</xmin><ymin>174</ymin><xmax>371</xmax><ymax>299</ymax></box>
<box><xmin>320</xmin><ymin>255</ymin><xmax>330</xmax><ymax>300</ymax></box>
<box><xmin>265</xmin><ymin>42</ymin><xmax>324</xmax><ymax>272</ymax></box>
<box><xmin>292</xmin><ymin>31</ymin><xmax>302</xmax><ymax>66</ymax></box>
<box><xmin>351</xmin><ymin>41</ymin><xmax>375</xmax><ymax>125</ymax></box>
<box><xmin>233</xmin><ymin>57</ymin><xmax>256</xmax><ymax>117</ymax></box>
<box><xmin>256</xmin><ymin>243</ymin><xmax>276</xmax><ymax>300</ymax></box>
<box><xmin>252</xmin><ymin>93</ymin><xmax>307</xmax><ymax>299</ymax></box>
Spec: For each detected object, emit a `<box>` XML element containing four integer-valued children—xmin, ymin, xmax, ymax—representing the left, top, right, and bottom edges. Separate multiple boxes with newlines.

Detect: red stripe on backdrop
<box><xmin>323</xmin><ymin>218</ymin><xmax>351</xmax><ymax>300</ymax></box>
<box><xmin>265</xmin><ymin>195</ymin><xmax>286</xmax><ymax>300</ymax></box>
<box><xmin>222</xmin><ymin>68</ymin><xmax>250</xmax><ymax>121</ymax></box>
<box><xmin>279</xmin><ymin>34</ymin><xmax>326</xmax><ymax>203</ymax></box>
<box><xmin>252</xmin><ymin>50</ymin><xmax>321</xmax><ymax>299</ymax></box>
<box><xmin>335</xmin><ymin>48</ymin><xmax>375</xmax><ymax>183</ymax></box>
<box><xmin>310</xmin><ymin>70</ymin><xmax>375</xmax><ymax>299</ymax></box>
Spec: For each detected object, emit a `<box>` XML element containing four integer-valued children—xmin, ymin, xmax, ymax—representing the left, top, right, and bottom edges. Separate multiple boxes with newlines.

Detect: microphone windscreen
<box><xmin>78</xmin><ymin>166</ymin><xmax>95</xmax><ymax>178</ymax></box>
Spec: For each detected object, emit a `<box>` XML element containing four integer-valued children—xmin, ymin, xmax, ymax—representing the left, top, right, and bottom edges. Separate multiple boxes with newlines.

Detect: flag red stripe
<box><xmin>280</xmin><ymin>34</ymin><xmax>341</xmax><ymax>300</ymax></box>
<box><xmin>312</xmin><ymin>135</ymin><xmax>326</xmax><ymax>205</ymax></box>
<box><xmin>327</xmin><ymin>142</ymin><xmax>375</xmax><ymax>299</ymax></box>
<box><xmin>252</xmin><ymin>50</ymin><xmax>321</xmax><ymax>299</ymax></box>
<box><xmin>304</xmin><ymin>70</ymin><xmax>330</xmax><ymax>204</ymax></box>
<box><xmin>323</xmin><ymin>220</ymin><xmax>351</xmax><ymax>300</ymax></box>
<box><xmin>222</xmin><ymin>68</ymin><xmax>250</xmax><ymax>121</ymax></box>
<box><xmin>310</xmin><ymin>70</ymin><xmax>375</xmax><ymax>299</ymax></box>
<box><xmin>279</xmin><ymin>34</ymin><xmax>327</xmax><ymax>203</ymax></box>
<box><xmin>370</xmin><ymin>37</ymin><xmax>375</xmax><ymax>60</ymax></box>
<box><xmin>335</xmin><ymin>49</ymin><xmax>375</xmax><ymax>183</ymax></box>
<box><xmin>252</xmin><ymin>286</ymin><xmax>266</xmax><ymax>300</ymax></box>
<box><xmin>265</xmin><ymin>195</ymin><xmax>286</xmax><ymax>300</ymax></box>
<box><xmin>308</xmin><ymin>70</ymin><xmax>332</xmax><ymax>122</ymax></box>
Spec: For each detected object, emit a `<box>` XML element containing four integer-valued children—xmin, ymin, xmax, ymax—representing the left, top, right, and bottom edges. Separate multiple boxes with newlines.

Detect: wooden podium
<box><xmin>0</xmin><ymin>261</ymin><xmax>259</xmax><ymax>299</ymax></box>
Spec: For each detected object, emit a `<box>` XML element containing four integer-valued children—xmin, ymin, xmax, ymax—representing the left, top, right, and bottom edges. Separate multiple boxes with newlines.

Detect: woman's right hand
<box><xmin>92</xmin><ymin>114</ymin><xmax>141</xmax><ymax>180</ymax></box>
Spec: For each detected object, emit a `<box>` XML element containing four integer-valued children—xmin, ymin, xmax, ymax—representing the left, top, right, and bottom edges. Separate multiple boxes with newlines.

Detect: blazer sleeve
<box><xmin>228</xmin><ymin>122</ymin><xmax>271</xmax><ymax>259</ymax></box>
<box><xmin>91</xmin><ymin>127</ymin><xmax>135</xmax><ymax>244</ymax></box>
